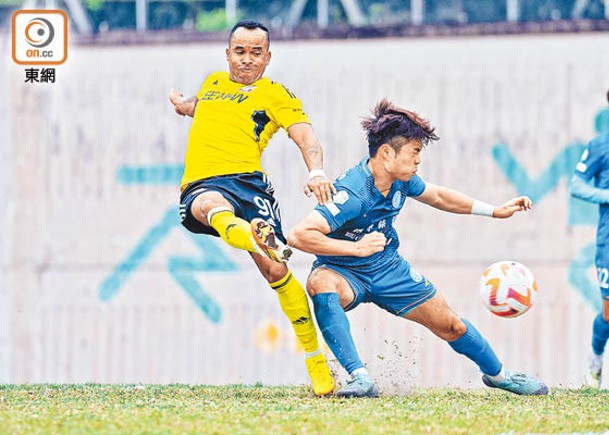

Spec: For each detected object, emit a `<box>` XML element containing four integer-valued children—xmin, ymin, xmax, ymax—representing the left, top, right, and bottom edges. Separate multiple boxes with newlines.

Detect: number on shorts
<box><xmin>254</xmin><ymin>196</ymin><xmax>280</xmax><ymax>226</ymax></box>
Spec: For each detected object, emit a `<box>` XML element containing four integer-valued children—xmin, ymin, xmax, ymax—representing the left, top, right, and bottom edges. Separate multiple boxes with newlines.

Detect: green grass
<box><xmin>1</xmin><ymin>384</ymin><xmax>608</xmax><ymax>434</ymax></box>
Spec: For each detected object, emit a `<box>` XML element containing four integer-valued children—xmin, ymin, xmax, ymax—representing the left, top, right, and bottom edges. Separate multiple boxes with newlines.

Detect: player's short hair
<box><xmin>606</xmin><ymin>88</ymin><xmax>608</xmax><ymax>104</ymax></box>
<box><xmin>361</xmin><ymin>99</ymin><xmax>439</xmax><ymax>157</ymax></box>
<box><xmin>229</xmin><ymin>20</ymin><xmax>270</xmax><ymax>47</ymax></box>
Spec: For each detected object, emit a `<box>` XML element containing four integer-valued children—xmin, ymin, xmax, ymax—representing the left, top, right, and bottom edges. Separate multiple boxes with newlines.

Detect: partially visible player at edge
<box><xmin>288</xmin><ymin>99</ymin><xmax>549</xmax><ymax>397</ymax></box>
<box><xmin>169</xmin><ymin>20</ymin><xmax>336</xmax><ymax>396</ymax></box>
<box><xmin>569</xmin><ymin>88</ymin><xmax>609</xmax><ymax>389</ymax></box>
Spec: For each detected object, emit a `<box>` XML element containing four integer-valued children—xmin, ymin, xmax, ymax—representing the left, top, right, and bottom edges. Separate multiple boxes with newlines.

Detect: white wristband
<box><xmin>471</xmin><ymin>200</ymin><xmax>495</xmax><ymax>217</ymax></box>
<box><xmin>308</xmin><ymin>169</ymin><xmax>326</xmax><ymax>180</ymax></box>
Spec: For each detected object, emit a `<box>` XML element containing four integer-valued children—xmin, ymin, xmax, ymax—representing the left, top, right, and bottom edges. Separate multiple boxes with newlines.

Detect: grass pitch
<box><xmin>1</xmin><ymin>384</ymin><xmax>608</xmax><ymax>434</ymax></box>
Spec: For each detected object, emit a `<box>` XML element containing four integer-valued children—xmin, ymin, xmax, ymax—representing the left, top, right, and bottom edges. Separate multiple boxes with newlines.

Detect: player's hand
<box><xmin>169</xmin><ymin>88</ymin><xmax>183</xmax><ymax>112</ymax></box>
<box><xmin>169</xmin><ymin>88</ymin><xmax>189</xmax><ymax>116</ymax></box>
<box><xmin>353</xmin><ymin>232</ymin><xmax>386</xmax><ymax>257</ymax></box>
<box><xmin>493</xmin><ymin>196</ymin><xmax>533</xmax><ymax>219</ymax></box>
<box><xmin>304</xmin><ymin>175</ymin><xmax>336</xmax><ymax>205</ymax></box>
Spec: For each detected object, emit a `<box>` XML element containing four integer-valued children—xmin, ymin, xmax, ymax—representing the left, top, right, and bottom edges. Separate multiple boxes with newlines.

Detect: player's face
<box><xmin>387</xmin><ymin>138</ymin><xmax>423</xmax><ymax>181</ymax></box>
<box><xmin>226</xmin><ymin>27</ymin><xmax>271</xmax><ymax>85</ymax></box>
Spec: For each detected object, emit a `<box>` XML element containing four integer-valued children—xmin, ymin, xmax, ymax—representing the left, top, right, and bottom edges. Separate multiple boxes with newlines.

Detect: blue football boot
<box><xmin>336</xmin><ymin>372</ymin><xmax>380</xmax><ymax>398</ymax></box>
<box><xmin>482</xmin><ymin>370</ymin><xmax>549</xmax><ymax>395</ymax></box>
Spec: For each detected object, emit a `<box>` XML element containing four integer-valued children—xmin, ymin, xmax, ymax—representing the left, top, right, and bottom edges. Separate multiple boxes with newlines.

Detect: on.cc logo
<box><xmin>25</xmin><ymin>17</ymin><xmax>55</xmax><ymax>48</ymax></box>
<box><xmin>12</xmin><ymin>10</ymin><xmax>67</xmax><ymax>65</ymax></box>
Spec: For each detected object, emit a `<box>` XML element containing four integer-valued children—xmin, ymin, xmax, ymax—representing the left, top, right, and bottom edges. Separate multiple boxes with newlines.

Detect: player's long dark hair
<box><xmin>361</xmin><ymin>99</ymin><xmax>439</xmax><ymax>157</ymax></box>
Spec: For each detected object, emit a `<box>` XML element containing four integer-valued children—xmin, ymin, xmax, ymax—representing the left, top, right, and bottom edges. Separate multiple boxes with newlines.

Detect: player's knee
<box><xmin>440</xmin><ymin>317</ymin><xmax>467</xmax><ymax>341</ymax></box>
<box><xmin>191</xmin><ymin>196</ymin><xmax>213</xmax><ymax>224</ymax></box>
<box><xmin>306</xmin><ymin>270</ymin><xmax>337</xmax><ymax>297</ymax></box>
<box><xmin>452</xmin><ymin>318</ymin><xmax>467</xmax><ymax>337</ymax></box>
<box><xmin>306</xmin><ymin>273</ymin><xmax>324</xmax><ymax>297</ymax></box>
<box><xmin>192</xmin><ymin>193</ymin><xmax>231</xmax><ymax>224</ymax></box>
<box><xmin>259</xmin><ymin>261</ymin><xmax>288</xmax><ymax>283</ymax></box>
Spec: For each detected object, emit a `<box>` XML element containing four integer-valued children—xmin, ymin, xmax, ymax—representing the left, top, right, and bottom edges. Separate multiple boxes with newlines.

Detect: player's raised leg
<box><xmin>251</xmin><ymin>255</ymin><xmax>335</xmax><ymax>396</ymax></box>
<box><xmin>404</xmin><ymin>292</ymin><xmax>549</xmax><ymax>396</ymax></box>
<box><xmin>308</xmin><ymin>267</ymin><xmax>379</xmax><ymax>398</ymax></box>
<box><xmin>191</xmin><ymin>192</ymin><xmax>290</xmax><ymax>262</ymax></box>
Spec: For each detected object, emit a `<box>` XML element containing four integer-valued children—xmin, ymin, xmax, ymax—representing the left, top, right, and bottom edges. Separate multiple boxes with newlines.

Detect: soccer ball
<box><xmin>479</xmin><ymin>261</ymin><xmax>538</xmax><ymax>318</ymax></box>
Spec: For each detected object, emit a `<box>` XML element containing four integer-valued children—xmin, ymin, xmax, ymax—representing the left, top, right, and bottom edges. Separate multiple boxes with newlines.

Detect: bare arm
<box><xmin>287</xmin><ymin>211</ymin><xmax>386</xmax><ymax>257</ymax></box>
<box><xmin>287</xmin><ymin>123</ymin><xmax>336</xmax><ymax>205</ymax></box>
<box><xmin>414</xmin><ymin>183</ymin><xmax>475</xmax><ymax>214</ymax></box>
<box><xmin>169</xmin><ymin>88</ymin><xmax>197</xmax><ymax>117</ymax></box>
<box><xmin>415</xmin><ymin>183</ymin><xmax>532</xmax><ymax>218</ymax></box>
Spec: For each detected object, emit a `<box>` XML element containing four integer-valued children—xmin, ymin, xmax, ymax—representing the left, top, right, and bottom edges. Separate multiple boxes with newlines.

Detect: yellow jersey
<box><xmin>180</xmin><ymin>71</ymin><xmax>310</xmax><ymax>190</ymax></box>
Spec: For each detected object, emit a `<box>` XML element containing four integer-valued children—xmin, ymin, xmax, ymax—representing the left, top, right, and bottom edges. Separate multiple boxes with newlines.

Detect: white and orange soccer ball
<box><xmin>479</xmin><ymin>261</ymin><xmax>538</xmax><ymax>318</ymax></box>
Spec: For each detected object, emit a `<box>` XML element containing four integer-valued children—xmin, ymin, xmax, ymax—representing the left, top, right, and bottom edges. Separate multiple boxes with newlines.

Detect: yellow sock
<box><xmin>271</xmin><ymin>270</ymin><xmax>320</xmax><ymax>354</ymax></box>
<box><xmin>209</xmin><ymin>208</ymin><xmax>257</xmax><ymax>253</ymax></box>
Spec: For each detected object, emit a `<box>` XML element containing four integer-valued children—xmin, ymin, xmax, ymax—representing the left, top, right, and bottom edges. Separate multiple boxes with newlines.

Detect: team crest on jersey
<box><xmin>392</xmin><ymin>191</ymin><xmax>402</xmax><ymax>208</ymax></box>
<box><xmin>333</xmin><ymin>190</ymin><xmax>349</xmax><ymax>205</ymax></box>
<box><xmin>239</xmin><ymin>85</ymin><xmax>256</xmax><ymax>92</ymax></box>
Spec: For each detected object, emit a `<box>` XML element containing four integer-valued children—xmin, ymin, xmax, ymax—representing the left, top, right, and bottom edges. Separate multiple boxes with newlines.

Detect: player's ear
<box><xmin>226</xmin><ymin>47</ymin><xmax>230</xmax><ymax>60</ymax></box>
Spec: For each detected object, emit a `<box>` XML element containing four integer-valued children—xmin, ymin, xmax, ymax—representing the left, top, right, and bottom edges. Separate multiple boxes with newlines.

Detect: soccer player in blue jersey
<box><xmin>569</xmin><ymin>88</ymin><xmax>609</xmax><ymax>389</ymax></box>
<box><xmin>288</xmin><ymin>99</ymin><xmax>549</xmax><ymax>397</ymax></box>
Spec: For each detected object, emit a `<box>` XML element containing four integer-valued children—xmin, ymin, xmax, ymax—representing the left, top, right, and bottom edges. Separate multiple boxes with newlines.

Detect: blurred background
<box><xmin>1</xmin><ymin>0</ymin><xmax>609</xmax><ymax>37</ymax></box>
<box><xmin>0</xmin><ymin>0</ymin><xmax>608</xmax><ymax>392</ymax></box>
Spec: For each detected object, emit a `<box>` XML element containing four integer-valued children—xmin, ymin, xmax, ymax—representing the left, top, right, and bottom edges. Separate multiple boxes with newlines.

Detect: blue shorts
<box><xmin>596</xmin><ymin>244</ymin><xmax>609</xmax><ymax>300</ymax></box>
<box><xmin>312</xmin><ymin>255</ymin><xmax>437</xmax><ymax>316</ymax></box>
<box><xmin>179</xmin><ymin>171</ymin><xmax>286</xmax><ymax>243</ymax></box>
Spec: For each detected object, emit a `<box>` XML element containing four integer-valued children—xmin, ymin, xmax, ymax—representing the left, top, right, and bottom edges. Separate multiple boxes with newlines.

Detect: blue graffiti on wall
<box><xmin>491</xmin><ymin>107</ymin><xmax>609</xmax><ymax>311</ymax></box>
<box><xmin>98</xmin><ymin>164</ymin><xmax>238</xmax><ymax>323</ymax></box>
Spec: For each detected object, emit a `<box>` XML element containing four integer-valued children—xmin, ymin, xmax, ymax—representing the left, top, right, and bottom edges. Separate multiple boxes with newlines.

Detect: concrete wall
<box><xmin>1</xmin><ymin>31</ymin><xmax>608</xmax><ymax>390</ymax></box>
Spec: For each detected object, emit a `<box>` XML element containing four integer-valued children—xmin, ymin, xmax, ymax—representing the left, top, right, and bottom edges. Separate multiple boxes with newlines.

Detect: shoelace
<box><xmin>345</xmin><ymin>377</ymin><xmax>358</xmax><ymax>386</ymax></box>
<box><xmin>346</xmin><ymin>375</ymin><xmax>370</xmax><ymax>386</ymax></box>
<box><xmin>507</xmin><ymin>372</ymin><xmax>529</xmax><ymax>386</ymax></box>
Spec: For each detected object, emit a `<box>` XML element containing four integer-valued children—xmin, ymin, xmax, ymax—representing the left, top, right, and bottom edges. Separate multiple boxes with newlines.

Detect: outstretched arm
<box><xmin>287</xmin><ymin>211</ymin><xmax>386</xmax><ymax>257</ymax></box>
<box><xmin>169</xmin><ymin>88</ymin><xmax>198</xmax><ymax>117</ymax></box>
<box><xmin>414</xmin><ymin>183</ymin><xmax>532</xmax><ymax>218</ymax></box>
<box><xmin>287</xmin><ymin>123</ymin><xmax>336</xmax><ymax>205</ymax></box>
<box><xmin>569</xmin><ymin>175</ymin><xmax>609</xmax><ymax>204</ymax></box>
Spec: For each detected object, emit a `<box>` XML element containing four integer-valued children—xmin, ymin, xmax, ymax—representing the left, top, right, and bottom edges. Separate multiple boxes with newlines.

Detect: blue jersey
<box><xmin>314</xmin><ymin>158</ymin><xmax>426</xmax><ymax>271</ymax></box>
<box><xmin>574</xmin><ymin>134</ymin><xmax>609</xmax><ymax>247</ymax></box>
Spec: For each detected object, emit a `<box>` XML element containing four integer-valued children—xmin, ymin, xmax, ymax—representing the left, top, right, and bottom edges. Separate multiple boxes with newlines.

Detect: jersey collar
<box><xmin>359</xmin><ymin>157</ymin><xmax>372</xmax><ymax>175</ymax></box>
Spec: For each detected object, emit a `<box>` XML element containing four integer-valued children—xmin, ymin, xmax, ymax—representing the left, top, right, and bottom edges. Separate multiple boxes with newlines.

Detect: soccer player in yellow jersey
<box><xmin>169</xmin><ymin>20</ymin><xmax>335</xmax><ymax>396</ymax></box>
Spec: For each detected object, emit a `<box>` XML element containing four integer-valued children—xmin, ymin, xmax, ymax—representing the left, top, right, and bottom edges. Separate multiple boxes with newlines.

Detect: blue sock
<box><xmin>312</xmin><ymin>292</ymin><xmax>363</xmax><ymax>375</ymax></box>
<box><xmin>592</xmin><ymin>313</ymin><xmax>609</xmax><ymax>356</ymax></box>
<box><xmin>448</xmin><ymin>318</ymin><xmax>502</xmax><ymax>376</ymax></box>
